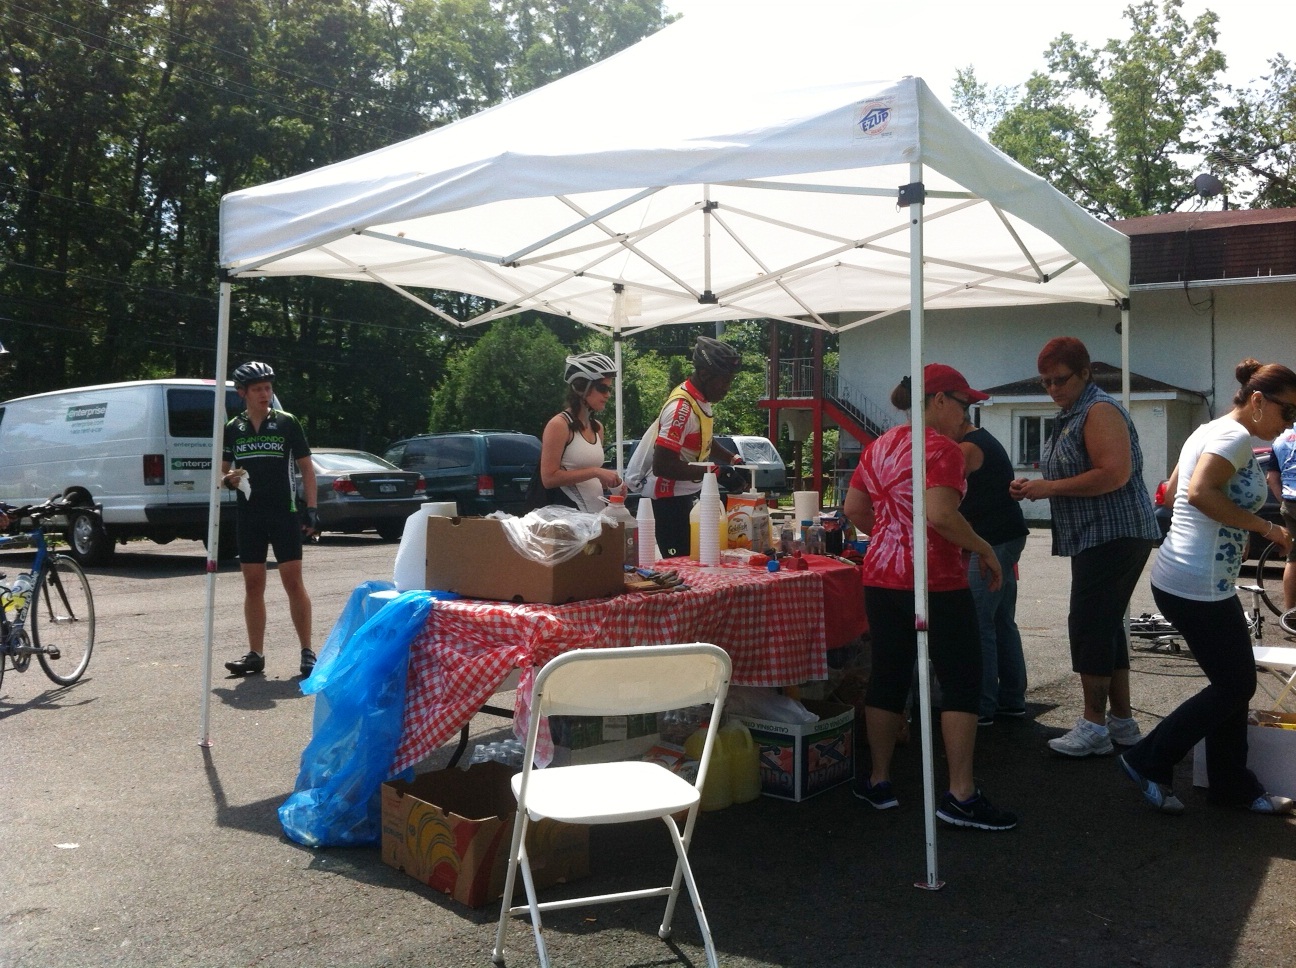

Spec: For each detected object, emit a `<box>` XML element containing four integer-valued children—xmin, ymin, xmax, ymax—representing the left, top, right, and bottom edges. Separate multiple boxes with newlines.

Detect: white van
<box><xmin>0</xmin><ymin>379</ymin><xmax>257</xmax><ymax>565</ymax></box>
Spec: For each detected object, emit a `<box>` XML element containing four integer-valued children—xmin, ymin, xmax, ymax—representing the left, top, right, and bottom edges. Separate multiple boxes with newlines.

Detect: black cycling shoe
<box><xmin>225</xmin><ymin>651</ymin><xmax>265</xmax><ymax>676</ymax></box>
<box><xmin>300</xmin><ymin>649</ymin><xmax>317</xmax><ymax>677</ymax></box>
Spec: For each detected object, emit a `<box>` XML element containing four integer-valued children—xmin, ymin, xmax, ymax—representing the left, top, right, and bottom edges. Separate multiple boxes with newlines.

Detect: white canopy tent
<box><xmin>209</xmin><ymin>4</ymin><xmax>1130</xmax><ymax>885</ymax></box>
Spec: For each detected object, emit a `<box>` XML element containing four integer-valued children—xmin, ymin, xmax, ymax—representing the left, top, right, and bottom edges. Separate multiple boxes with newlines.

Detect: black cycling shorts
<box><xmin>236</xmin><ymin>508</ymin><xmax>303</xmax><ymax>565</ymax></box>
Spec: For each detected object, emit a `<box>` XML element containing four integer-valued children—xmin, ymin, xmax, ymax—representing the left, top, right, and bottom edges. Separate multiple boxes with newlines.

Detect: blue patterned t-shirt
<box><xmin>1151</xmin><ymin>416</ymin><xmax>1266</xmax><ymax>601</ymax></box>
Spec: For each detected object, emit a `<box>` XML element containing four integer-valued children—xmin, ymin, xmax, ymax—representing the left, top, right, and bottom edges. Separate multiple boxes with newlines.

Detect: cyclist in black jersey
<box><xmin>220</xmin><ymin>361</ymin><xmax>320</xmax><ymax>678</ymax></box>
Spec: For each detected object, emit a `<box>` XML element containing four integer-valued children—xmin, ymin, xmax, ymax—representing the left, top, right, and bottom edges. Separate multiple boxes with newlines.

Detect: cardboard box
<box><xmin>425</xmin><ymin>515</ymin><xmax>624</xmax><ymax>604</ymax></box>
<box><xmin>1192</xmin><ymin>710</ymin><xmax>1296</xmax><ymax>799</ymax></box>
<box><xmin>549</xmin><ymin>713</ymin><xmax>661</xmax><ymax>767</ymax></box>
<box><xmin>735</xmin><ymin>699</ymin><xmax>854</xmax><ymax>801</ymax></box>
<box><xmin>380</xmin><ymin>762</ymin><xmax>589</xmax><ymax>908</ymax></box>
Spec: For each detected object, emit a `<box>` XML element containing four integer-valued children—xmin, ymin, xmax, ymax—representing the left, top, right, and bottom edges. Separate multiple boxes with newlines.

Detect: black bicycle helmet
<box><xmin>693</xmin><ymin>337</ymin><xmax>742</xmax><ymax>376</ymax></box>
<box><xmin>232</xmin><ymin>360</ymin><xmax>275</xmax><ymax>388</ymax></box>
<box><xmin>564</xmin><ymin>351</ymin><xmax>616</xmax><ymax>387</ymax></box>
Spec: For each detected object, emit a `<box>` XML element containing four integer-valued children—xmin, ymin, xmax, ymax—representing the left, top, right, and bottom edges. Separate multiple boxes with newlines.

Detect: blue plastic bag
<box><xmin>278</xmin><ymin>586</ymin><xmax>456</xmax><ymax>847</ymax></box>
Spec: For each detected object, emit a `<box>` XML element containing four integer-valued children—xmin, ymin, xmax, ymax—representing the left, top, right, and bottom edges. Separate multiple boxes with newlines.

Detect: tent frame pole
<box><xmin>906</xmin><ymin>163</ymin><xmax>944</xmax><ymax>891</ymax></box>
<box><xmin>199</xmin><ymin>282</ymin><xmax>234</xmax><ymax>748</ymax></box>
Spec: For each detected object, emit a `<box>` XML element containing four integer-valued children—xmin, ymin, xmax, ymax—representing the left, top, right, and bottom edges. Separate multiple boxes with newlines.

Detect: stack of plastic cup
<box><xmin>636</xmin><ymin>496</ymin><xmax>657</xmax><ymax>568</ymax></box>
<box><xmin>699</xmin><ymin>470</ymin><xmax>721</xmax><ymax>566</ymax></box>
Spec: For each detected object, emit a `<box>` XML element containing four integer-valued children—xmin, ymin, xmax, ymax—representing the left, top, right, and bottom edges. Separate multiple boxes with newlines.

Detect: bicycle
<box><xmin>1130</xmin><ymin>582</ymin><xmax>1272</xmax><ymax>655</ymax></box>
<box><xmin>0</xmin><ymin>500</ymin><xmax>97</xmax><ymax>691</ymax></box>
<box><xmin>1248</xmin><ymin>539</ymin><xmax>1288</xmax><ymax>617</ymax></box>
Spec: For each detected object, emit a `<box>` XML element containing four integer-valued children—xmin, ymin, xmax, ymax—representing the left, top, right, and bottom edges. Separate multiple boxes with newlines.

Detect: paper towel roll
<box><xmin>393</xmin><ymin>501</ymin><xmax>458</xmax><ymax>590</ymax></box>
<box><xmin>793</xmin><ymin>490</ymin><xmax>820</xmax><ymax>525</ymax></box>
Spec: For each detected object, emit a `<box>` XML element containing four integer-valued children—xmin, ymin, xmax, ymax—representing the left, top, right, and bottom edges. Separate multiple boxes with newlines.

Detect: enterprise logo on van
<box><xmin>171</xmin><ymin>458</ymin><xmax>212</xmax><ymax>470</ymax></box>
<box><xmin>67</xmin><ymin>403</ymin><xmax>107</xmax><ymax>421</ymax></box>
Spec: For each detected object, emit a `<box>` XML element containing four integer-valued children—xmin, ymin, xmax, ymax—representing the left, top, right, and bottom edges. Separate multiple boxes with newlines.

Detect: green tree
<box><xmin>964</xmin><ymin>0</ymin><xmax>1227</xmax><ymax>218</ymax></box>
<box><xmin>1213</xmin><ymin>55</ymin><xmax>1296</xmax><ymax>208</ymax></box>
<box><xmin>0</xmin><ymin>0</ymin><xmax>670</xmax><ymax>449</ymax></box>
<box><xmin>429</xmin><ymin>319</ymin><xmax>569</xmax><ymax>435</ymax></box>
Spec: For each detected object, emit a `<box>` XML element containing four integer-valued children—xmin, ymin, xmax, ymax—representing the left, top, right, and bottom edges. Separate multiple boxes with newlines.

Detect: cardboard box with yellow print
<box><xmin>380</xmin><ymin>762</ymin><xmax>589</xmax><ymax>908</ymax></box>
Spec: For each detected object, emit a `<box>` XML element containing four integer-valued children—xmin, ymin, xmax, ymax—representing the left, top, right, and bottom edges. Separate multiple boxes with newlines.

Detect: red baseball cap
<box><xmin>924</xmin><ymin>363</ymin><xmax>989</xmax><ymax>403</ymax></box>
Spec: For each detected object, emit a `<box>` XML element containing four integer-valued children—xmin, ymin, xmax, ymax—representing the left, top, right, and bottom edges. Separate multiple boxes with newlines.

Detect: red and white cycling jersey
<box><xmin>645</xmin><ymin>380</ymin><xmax>713</xmax><ymax>500</ymax></box>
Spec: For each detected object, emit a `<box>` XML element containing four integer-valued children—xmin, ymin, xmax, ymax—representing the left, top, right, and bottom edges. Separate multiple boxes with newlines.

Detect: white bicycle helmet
<box><xmin>564</xmin><ymin>351</ymin><xmax>615</xmax><ymax>387</ymax></box>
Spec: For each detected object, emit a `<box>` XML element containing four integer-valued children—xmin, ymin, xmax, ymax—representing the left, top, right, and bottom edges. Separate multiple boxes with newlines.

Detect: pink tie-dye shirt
<box><xmin>849</xmin><ymin>425</ymin><xmax>969</xmax><ymax>591</ymax></box>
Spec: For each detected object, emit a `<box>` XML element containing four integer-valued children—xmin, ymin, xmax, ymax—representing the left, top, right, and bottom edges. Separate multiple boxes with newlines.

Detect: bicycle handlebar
<box><xmin>2</xmin><ymin>499</ymin><xmax>80</xmax><ymax>529</ymax></box>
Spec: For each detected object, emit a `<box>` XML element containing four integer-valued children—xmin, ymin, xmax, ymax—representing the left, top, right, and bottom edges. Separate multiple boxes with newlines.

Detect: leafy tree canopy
<box><xmin>948</xmin><ymin>0</ymin><xmax>1296</xmax><ymax>217</ymax></box>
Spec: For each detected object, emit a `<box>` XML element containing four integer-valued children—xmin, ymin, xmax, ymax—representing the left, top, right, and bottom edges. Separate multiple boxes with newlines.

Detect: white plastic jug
<box><xmin>600</xmin><ymin>494</ymin><xmax>637</xmax><ymax>566</ymax></box>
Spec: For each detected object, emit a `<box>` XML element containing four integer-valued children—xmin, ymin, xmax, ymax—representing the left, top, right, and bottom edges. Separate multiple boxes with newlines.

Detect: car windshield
<box><xmin>737</xmin><ymin>438</ymin><xmax>781</xmax><ymax>463</ymax></box>
<box><xmin>313</xmin><ymin>452</ymin><xmax>395</xmax><ymax>473</ymax></box>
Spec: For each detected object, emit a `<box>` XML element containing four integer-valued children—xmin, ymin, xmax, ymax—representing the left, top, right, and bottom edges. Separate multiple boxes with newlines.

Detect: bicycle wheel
<box><xmin>33</xmin><ymin>555</ymin><xmax>95</xmax><ymax>686</ymax></box>
<box><xmin>1253</xmin><ymin>539</ymin><xmax>1285</xmax><ymax>617</ymax></box>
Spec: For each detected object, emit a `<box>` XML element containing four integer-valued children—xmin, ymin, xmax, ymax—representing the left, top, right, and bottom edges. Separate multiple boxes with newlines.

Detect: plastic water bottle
<box><xmin>779</xmin><ymin>518</ymin><xmax>795</xmax><ymax>555</ymax></box>
<box><xmin>7</xmin><ymin>572</ymin><xmax>34</xmax><ymax>616</ymax></box>
<box><xmin>601</xmin><ymin>494</ymin><xmax>637</xmax><ymax>566</ymax></box>
<box><xmin>636</xmin><ymin>496</ymin><xmax>657</xmax><ymax>568</ymax></box>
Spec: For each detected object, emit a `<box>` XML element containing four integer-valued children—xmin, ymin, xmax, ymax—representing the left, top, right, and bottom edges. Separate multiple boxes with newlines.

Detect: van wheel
<box><xmin>67</xmin><ymin>509</ymin><xmax>115</xmax><ymax>566</ymax></box>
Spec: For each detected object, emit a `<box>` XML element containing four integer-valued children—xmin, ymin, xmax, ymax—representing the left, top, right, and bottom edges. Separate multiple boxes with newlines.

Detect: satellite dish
<box><xmin>1194</xmin><ymin>173</ymin><xmax>1224</xmax><ymax>197</ymax></box>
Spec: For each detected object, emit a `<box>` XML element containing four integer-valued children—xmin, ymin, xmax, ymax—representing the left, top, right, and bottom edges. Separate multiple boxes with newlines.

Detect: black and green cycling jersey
<box><xmin>222</xmin><ymin>408</ymin><xmax>311</xmax><ymax>513</ymax></box>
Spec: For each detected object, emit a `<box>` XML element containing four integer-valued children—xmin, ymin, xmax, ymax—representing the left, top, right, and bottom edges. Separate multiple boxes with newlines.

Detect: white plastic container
<box><xmin>600</xmin><ymin>494</ymin><xmax>637</xmax><ymax>567</ymax></box>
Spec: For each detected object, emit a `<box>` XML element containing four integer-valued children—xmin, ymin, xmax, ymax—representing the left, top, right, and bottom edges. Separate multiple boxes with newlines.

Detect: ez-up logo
<box><xmin>66</xmin><ymin>403</ymin><xmax>108</xmax><ymax>421</ymax></box>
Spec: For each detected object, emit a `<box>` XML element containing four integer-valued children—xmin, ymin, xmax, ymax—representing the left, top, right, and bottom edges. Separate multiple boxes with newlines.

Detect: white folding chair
<box><xmin>1253</xmin><ymin>645</ymin><xmax>1296</xmax><ymax>710</ymax></box>
<box><xmin>491</xmin><ymin>643</ymin><xmax>731</xmax><ymax>968</ymax></box>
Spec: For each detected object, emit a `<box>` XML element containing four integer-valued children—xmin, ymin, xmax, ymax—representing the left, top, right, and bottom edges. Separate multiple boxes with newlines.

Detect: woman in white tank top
<box><xmin>539</xmin><ymin>352</ymin><xmax>624</xmax><ymax>513</ymax></box>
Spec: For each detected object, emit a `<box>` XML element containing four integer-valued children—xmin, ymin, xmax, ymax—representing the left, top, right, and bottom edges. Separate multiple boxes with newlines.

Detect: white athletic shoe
<box><xmin>1106</xmin><ymin>714</ymin><xmax>1142</xmax><ymax>747</ymax></box>
<box><xmin>1048</xmin><ymin>718</ymin><xmax>1114</xmax><ymax>757</ymax></box>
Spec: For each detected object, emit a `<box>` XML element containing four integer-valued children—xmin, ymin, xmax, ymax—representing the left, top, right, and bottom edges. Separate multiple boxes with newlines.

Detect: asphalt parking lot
<box><xmin>2</xmin><ymin>530</ymin><xmax>1294</xmax><ymax>968</ymax></box>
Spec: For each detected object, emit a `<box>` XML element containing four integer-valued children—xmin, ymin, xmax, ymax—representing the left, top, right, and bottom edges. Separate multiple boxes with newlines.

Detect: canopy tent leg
<box><xmin>905</xmin><ymin>165</ymin><xmax>945</xmax><ymax>892</ymax></box>
<box><xmin>199</xmin><ymin>282</ymin><xmax>234</xmax><ymax>748</ymax></box>
<box><xmin>612</xmin><ymin>291</ymin><xmax>626</xmax><ymax>475</ymax></box>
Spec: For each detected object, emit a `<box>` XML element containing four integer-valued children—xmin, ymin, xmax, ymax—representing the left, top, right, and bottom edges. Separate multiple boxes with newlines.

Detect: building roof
<box><xmin>983</xmin><ymin>361</ymin><xmax>1200</xmax><ymax>397</ymax></box>
<box><xmin>1110</xmin><ymin>208</ymin><xmax>1296</xmax><ymax>285</ymax></box>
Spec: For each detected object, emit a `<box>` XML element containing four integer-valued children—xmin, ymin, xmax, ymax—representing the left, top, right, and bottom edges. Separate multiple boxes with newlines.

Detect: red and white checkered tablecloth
<box><xmin>391</xmin><ymin>556</ymin><xmax>865</xmax><ymax>774</ymax></box>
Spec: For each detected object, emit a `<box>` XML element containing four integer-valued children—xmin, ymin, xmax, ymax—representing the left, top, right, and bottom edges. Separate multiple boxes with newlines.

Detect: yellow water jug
<box><xmin>685</xmin><ymin>725</ymin><xmax>733</xmax><ymax>811</ymax></box>
<box><xmin>721</xmin><ymin>720</ymin><xmax>762</xmax><ymax>804</ymax></box>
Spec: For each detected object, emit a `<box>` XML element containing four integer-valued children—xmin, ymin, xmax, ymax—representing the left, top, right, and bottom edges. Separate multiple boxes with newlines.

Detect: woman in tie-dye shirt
<box><xmin>843</xmin><ymin>364</ymin><xmax>1017</xmax><ymax>831</ymax></box>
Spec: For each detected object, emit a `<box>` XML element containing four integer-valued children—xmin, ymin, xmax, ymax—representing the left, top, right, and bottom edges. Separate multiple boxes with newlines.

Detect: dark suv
<box><xmin>381</xmin><ymin>430</ymin><xmax>541</xmax><ymax>516</ymax></box>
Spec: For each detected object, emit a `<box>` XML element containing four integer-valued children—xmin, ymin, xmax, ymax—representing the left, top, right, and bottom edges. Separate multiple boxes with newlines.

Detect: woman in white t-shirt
<box><xmin>1119</xmin><ymin>359</ymin><xmax>1296</xmax><ymax>816</ymax></box>
<box><xmin>539</xmin><ymin>352</ymin><xmax>624</xmax><ymax>513</ymax></box>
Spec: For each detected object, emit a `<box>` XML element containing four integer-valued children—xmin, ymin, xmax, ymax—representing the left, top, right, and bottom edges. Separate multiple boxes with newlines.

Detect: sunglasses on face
<box><xmin>1038</xmin><ymin>372</ymin><xmax>1075</xmax><ymax>390</ymax></box>
<box><xmin>589</xmin><ymin>382</ymin><xmax>613</xmax><ymax>394</ymax></box>
<box><xmin>1264</xmin><ymin>394</ymin><xmax>1296</xmax><ymax>423</ymax></box>
<box><xmin>946</xmin><ymin>394</ymin><xmax>972</xmax><ymax>413</ymax></box>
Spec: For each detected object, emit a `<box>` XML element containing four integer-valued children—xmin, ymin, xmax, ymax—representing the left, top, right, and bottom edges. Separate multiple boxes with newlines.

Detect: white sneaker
<box><xmin>1048</xmin><ymin>718</ymin><xmax>1114</xmax><ymax>757</ymax></box>
<box><xmin>1106</xmin><ymin>714</ymin><xmax>1142</xmax><ymax>747</ymax></box>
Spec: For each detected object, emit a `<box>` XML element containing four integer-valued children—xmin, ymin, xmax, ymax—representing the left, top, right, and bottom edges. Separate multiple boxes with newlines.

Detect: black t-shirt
<box><xmin>222</xmin><ymin>408</ymin><xmax>311</xmax><ymax>514</ymax></box>
<box><xmin>960</xmin><ymin>426</ymin><xmax>1029</xmax><ymax>546</ymax></box>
